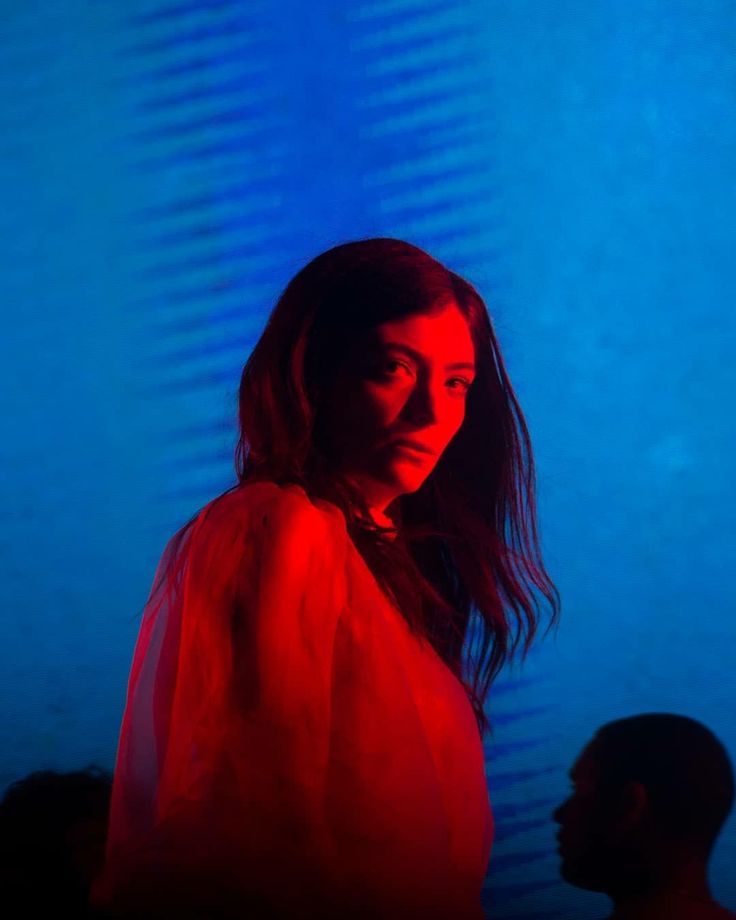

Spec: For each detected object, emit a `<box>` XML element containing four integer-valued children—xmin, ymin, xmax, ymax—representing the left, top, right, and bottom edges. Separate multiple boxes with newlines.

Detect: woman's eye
<box><xmin>380</xmin><ymin>359</ymin><xmax>412</xmax><ymax>377</ymax></box>
<box><xmin>447</xmin><ymin>377</ymin><xmax>472</xmax><ymax>392</ymax></box>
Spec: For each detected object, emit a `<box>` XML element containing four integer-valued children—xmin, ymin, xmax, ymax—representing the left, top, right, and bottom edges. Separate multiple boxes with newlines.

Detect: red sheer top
<box><xmin>93</xmin><ymin>481</ymin><xmax>493</xmax><ymax>918</ymax></box>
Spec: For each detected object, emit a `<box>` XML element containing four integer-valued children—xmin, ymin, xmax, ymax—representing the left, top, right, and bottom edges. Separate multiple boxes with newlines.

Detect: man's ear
<box><xmin>614</xmin><ymin>780</ymin><xmax>649</xmax><ymax>835</ymax></box>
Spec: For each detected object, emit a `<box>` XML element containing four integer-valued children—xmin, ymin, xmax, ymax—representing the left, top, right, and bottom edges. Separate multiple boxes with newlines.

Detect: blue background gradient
<box><xmin>2</xmin><ymin>2</ymin><xmax>734</xmax><ymax>916</ymax></box>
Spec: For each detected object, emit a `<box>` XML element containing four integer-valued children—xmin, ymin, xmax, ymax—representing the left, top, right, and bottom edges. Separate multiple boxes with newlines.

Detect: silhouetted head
<box><xmin>553</xmin><ymin>714</ymin><xmax>734</xmax><ymax>897</ymax></box>
<box><xmin>0</xmin><ymin>767</ymin><xmax>112</xmax><ymax>912</ymax></box>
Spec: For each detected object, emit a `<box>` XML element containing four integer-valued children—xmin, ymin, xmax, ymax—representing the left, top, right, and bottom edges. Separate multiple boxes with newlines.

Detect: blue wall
<box><xmin>2</xmin><ymin>2</ymin><xmax>734</xmax><ymax>916</ymax></box>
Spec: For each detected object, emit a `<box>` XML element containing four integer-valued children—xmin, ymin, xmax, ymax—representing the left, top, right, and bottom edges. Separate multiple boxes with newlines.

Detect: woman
<box><xmin>93</xmin><ymin>239</ymin><xmax>559</xmax><ymax>919</ymax></box>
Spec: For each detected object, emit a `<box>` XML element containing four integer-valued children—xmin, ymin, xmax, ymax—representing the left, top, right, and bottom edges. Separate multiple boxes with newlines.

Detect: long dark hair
<box><xmin>235</xmin><ymin>238</ymin><xmax>559</xmax><ymax>733</ymax></box>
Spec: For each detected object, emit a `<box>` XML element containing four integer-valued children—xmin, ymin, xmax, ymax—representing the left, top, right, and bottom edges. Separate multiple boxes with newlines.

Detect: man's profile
<box><xmin>553</xmin><ymin>713</ymin><xmax>735</xmax><ymax>919</ymax></box>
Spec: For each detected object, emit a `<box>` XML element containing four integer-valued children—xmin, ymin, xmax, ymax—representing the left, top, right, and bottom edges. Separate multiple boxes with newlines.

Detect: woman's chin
<box><xmin>341</xmin><ymin>461</ymin><xmax>433</xmax><ymax>506</ymax></box>
<box><xmin>387</xmin><ymin>450</ymin><xmax>437</xmax><ymax>478</ymax></box>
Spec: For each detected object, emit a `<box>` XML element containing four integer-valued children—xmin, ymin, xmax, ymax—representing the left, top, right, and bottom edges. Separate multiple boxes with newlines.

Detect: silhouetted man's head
<box><xmin>553</xmin><ymin>714</ymin><xmax>734</xmax><ymax>898</ymax></box>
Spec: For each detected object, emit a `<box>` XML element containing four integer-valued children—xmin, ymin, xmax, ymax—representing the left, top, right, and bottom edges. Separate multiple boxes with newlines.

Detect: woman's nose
<box><xmin>402</xmin><ymin>380</ymin><xmax>439</xmax><ymax>425</ymax></box>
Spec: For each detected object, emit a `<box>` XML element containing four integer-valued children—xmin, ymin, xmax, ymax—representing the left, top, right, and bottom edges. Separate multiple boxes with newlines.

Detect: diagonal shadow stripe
<box><xmin>486</xmin><ymin>848</ymin><xmax>552</xmax><ymax>874</ymax></box>
<box><xmin>121</xmin><ymin>17</ymin><xmax>259</xmax><ymax>57</ymax></box>
<box><xmin>129</xmin><ymin>37</ymin><xmax>272</xmax><ymax>82</ymax></box>
<box><xmin>493</xmin><ymin>816</ymin><xmax>555</xmax><ymax>844</ymax></box>
<box><xmin>493</xmin><ymin>797</ymin><xmax>559</xmax><ymax>820</ymax></box>
<box><xmin>486</xmin><ymin>765</ymin><xmax>562</xmax><ymax>789</ymax></box>
<box><xmin>130</xmin><ymin>0</ymin><xmax>245</xmax><ymax>28</ymax></box>
<box><xmin>484</xmin><ymin>876</ymin><xmax>562</xmax><ymax>906</ymax></box>
<box><xmin>136</xmin><ymin>68</ymin><xmax>273</xmax><ymax>113</ymax></box>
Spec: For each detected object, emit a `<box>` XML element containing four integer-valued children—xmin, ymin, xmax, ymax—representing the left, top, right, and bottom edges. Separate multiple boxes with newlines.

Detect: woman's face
<box><xmin>322</xmin><ymin>302</ymin><xmax>476</xmax><ymax>519</ymax></box>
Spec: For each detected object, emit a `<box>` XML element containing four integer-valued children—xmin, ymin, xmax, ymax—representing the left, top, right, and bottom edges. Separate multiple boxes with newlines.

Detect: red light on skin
<box><xmin>388</xmin><ymin>439</ymin><xmax>436</xmax><ymax>456</ymax></box>
<box><xmin>322</xmin><ymin>303</ymin><xmax>476</xmax><ymax>519</ymax></box>
<box><xmin>389</xmin><ymin>446</ymin><xmax>429</xmax><ymax>461</ymax></box>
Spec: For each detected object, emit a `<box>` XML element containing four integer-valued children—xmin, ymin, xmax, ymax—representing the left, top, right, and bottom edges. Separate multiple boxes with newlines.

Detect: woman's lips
<box><xmin>388</xmin><ymin>439</ymin><xmax>435</xmax><ymax>455</ymax></box>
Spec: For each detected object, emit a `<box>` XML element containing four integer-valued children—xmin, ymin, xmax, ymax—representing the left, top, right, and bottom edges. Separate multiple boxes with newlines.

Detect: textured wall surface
<box><xmin>2</xmin><ymin>2</ymin><xmax>734</xmax><ymax>916</ymax></box>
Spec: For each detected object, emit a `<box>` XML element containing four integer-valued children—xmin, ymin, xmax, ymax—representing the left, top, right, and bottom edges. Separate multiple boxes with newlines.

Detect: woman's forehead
<box><xmin>369</xmin><ymin>303</ymin><xmax>475</xmax><ymax>358</ymax></box>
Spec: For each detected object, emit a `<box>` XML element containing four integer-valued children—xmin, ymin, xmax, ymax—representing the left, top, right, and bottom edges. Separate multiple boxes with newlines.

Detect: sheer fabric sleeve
<box><xmin>92</xmin><ymin>483</ymin><xmax>350</xmax><ymax>919</ymax></box>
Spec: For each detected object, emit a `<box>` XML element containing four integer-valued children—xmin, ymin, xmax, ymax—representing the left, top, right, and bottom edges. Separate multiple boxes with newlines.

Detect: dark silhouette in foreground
<box><xmin>554</xmin><ymin>714</ymin><xmax>736</xmax><ymax>919</ymax></box>
<box><xmin>0</xmin><ymin>766</ymin><xmax>112</xmax><ymax>917</ymax></box>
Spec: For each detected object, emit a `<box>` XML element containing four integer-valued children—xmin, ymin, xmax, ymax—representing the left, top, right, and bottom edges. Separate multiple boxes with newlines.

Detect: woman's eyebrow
<box><xmin>379</xmin><ymin>341</ymin><xmax>476</xmax><ymax>373</ymax></box>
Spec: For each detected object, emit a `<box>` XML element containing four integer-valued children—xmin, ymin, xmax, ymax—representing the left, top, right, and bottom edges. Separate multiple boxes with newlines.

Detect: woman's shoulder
<box><xmin>187</xmin><ymin>481</ymin><xmax>350</xmax><ymax>606</ymax></box>
<box><xmin>196</xmin><ymin>479</ymin><xmax>347</xmax><ymax>545</ymax></box>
